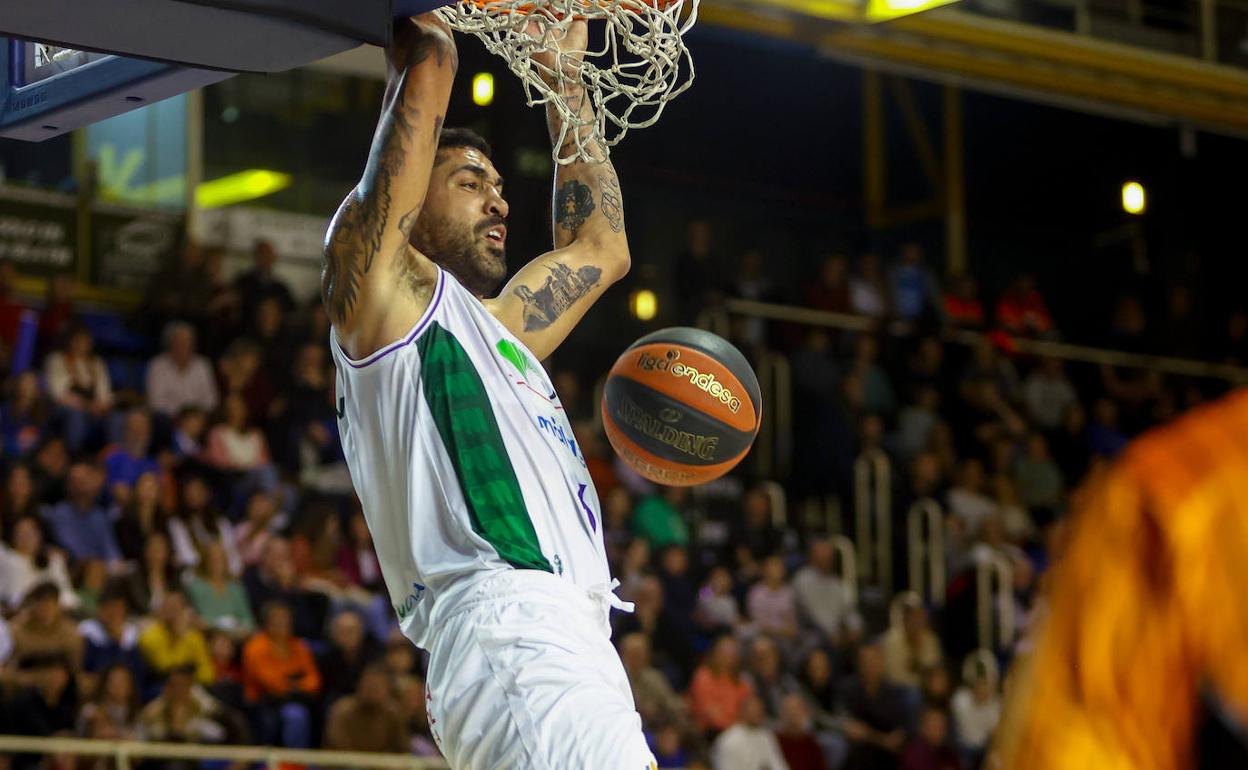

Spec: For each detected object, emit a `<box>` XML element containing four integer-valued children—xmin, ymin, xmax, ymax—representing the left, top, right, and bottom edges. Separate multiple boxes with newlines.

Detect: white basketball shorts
<box><xmin>422</xmin><ymin>570</ymin><xmax>657</xmax><ymax>770</ymax></box>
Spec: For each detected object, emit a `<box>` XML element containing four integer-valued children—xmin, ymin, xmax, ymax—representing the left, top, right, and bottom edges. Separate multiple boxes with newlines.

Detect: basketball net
<box><xmin>435</xmin><ymin>0</ymin><xmax>699</xmax><ymax>165</ymax></box>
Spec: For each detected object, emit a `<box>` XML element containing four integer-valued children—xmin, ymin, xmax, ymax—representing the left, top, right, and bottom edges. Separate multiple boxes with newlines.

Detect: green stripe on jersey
<box><xmin>417</xmin><ymin>322</ymin><xmax>552</xmax><ymax>572</ymax></box>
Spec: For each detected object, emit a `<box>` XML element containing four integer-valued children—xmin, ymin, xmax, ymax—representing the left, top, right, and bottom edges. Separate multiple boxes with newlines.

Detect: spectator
<box><xmin>776</xmin><ymin>693</ymin><xmax>828</xmax><ymax>770</ymax></box>
<box><xmin>141</xmin><ymin>241</ymin><xmax>214</xmax><ymax>337</ymax></box>
<box><xmin>337</xmin><ymin>510</ymin><xmax>383</xmax><ymax>592</ymax></box>
<box><xmin>943</xmin><ymin>274</ymin><xmax>984</xmax><ymax>329</ymax></box>
<box><xmin>124</xmin><ymin>530</ymin><xmax>182</xmax><ymax>615</ymax></box>
<box><xmin>894</xmin><ymin>385</ymin><xmax>942</xmax><ymax>461</ymax></box>
<box><xmin>673</xmin><ymin>220</ymin><xmax>723</xmax><ymax>324</ymax></box>
<box><xmin>851</xmin><ymin>335</ymin><xmax>897</xmax><ymax>416</ymax></box>
<box><xmin>950</xmin><ymin>661</ymin><xmax>1000</xmax><ymax>769</ymax></box>
<box><xmin>75</xmin><ymin>558</ymin><xmax>110</xmax><ymax>620</ymax></box>
<box><xmin>42</xmin><ymin>460</ymin><xmax>121</xmax><ymax>564</ymax></box>
<box><xmin>995</xmin><ymin>274</ymin><xmax>1053</xmax><ymax>337</ymax></box>
<box><xmin>205</xmin><ymin>392</ymin><xmax>279</xmax><ymax>510</ymax></box>
<box><xmin>1012</xmin><ymin>433</ymin><xmax>1064</xmax><ymax>513</ymax></box>
<box><xmin>4</xmin><ymin>653</ymin><xmax>79</xmax><ymax>762</ymax></box>
<box><xmin>271</xmin><ymin>342</ymin><xmax>334</xmax><ymax>471</ymax></box>
<box><xmin>992</xmin><ymin>476</ymin><xmax>1035</xmax><ymax>545</ymax></box>
<box><xmin>114</xmin><ymin>471</ymin><xmax>169</xmax><ymax>564</ymax></box>
<box><xmin>217</xmin><ymin>337</ymin><xmax>276</xmax><ymax>431</ymax></box>
<box><xmin>137</xmin><ymin>663</ymin><xmax>227</xmax><ymax>743</ymax></box>
<box><xmin>234</xmin><ymin>240</ymin><xmax>294</xmax><ymax>328</ymax></box>
<box><xmin>1021</xmin><ymin>358</ymin><xmax>1077</xmax><ymax>433</ymax></box>
<box><xmin>2</xmin><ymin>372</ymin><xmax>52</xmax><ymax>457</ymax></box>
<box><xmin>619</xmin><ymin>631</ymin><xmax>692</xmax><ymax>740</ymax></box>
<box><xmin>0</xmin><ymin>463</ymin><xmax>39</xmax><ymax>538</ymax></box>
<box><xmin>882</xmin><ymin>594</ymin><xmax>943</xmax><ymax>690</ymax></box>
<box><xmin>184</xmin><ymin>542</ymin><xmax>256</xmax><ymax>636</ymax></box>
<box><xmin>632</xmin><ymin>486</ymin><xmax>691</xmax><ymax>549</ymax></box>
<box><xmin>850</xmin><ymin>253</ymin><xmax>889</xmax><ymax>320</ymax></box>
<box><xmin>76</xmin><ymin>663</ymin><xmax>139</xmax><ymax>739</ymax></box>
<box><xmin>730</xmin><ymin>487</ymin><xmax>784</xmax><ymax>581</ymax></box>
<box><xmin>711</xmin><ymin>694</ymin><xmax>791</xmax><ymax>770</ymax></box>
<box><xmin>614</xmin><ymin>576</ymin><xmax>694</xmax><ymax>687</ymax></box>
<box><xmin>318</xmin><ymin>608</ymin><xmax>381</xmax><ymax>708</ymax></box>
<box><xmin>748</xmin><ymin>556</ymin><xmax>800</xmax><ymax>641</ymax></box>
<box><xmin>0</xmin><ymin>259</ymin><xmax>28</xmax><ymax>358</ymax></box>
<box><xmin>168</xmin><ymin>472</ymin><xmax>241</xmax><ymax>576</ymax></box>
<box><xmin>243</xmin><ymin>537</ymin><xmax>328</xmax><ymax>640</ymax></box>
<box><xmin>747</xmin><ymin>635</ymin><xmax>802</xmax><ymax>719</ymax></box>
<box><xmin>839</xmin><ymin>643</ymin><xmax>907</xmax><ymax>770</ymax></box>
<box><xmin>656</xmin><ymin>545</ymin><xmax>698</xmax><ymax>644</ymax></box>
<box><xmin>805</xmin><ymin>254</ymin><xmax>852</xmax><ymax>314</ymax></box>
<box><xmin>101</xmin><ymin>408</ymin><xmax>160</xmax><ymax>504</ymax></box>
<box><xmin>32</xmin><ymin>436</ymin><xmax>70</xmax><ymax>505</ymax></box>
<box><xmin>695</xmin><ymin>565</ymin><xmax>743</xmax><ymax>636</ymax></box>
<box><xmin>79</xmin><ymin>584</ymin><xmax>145</xmax><ymax>690</ymax></box>
<box><xmin>945</xmin><ymin>460</ymin><xmax>996</xmax><ymax>538</ymax></box>
<box><xmin>252</xmin><ymin>297</ymin><xmax>297</xmax><ymax>393</ymax></box>
<box><xmin>170</xmin><ymin>406</ymin><xmax>210</xmax><ymax>466</ymax></box>
<box><xmin>687</xmin><ymin>634</ymin><xmax>752</xmax><ymax>735</ymax></box>
<box><xmin>900</xmin><ymin>707</ymin><xmax>962</xmax><ymax>770</ymax></box>
<box><xmin>0</xmin><ymin>516</ymin><xmax>77</xmax><ymax>610</ymax></box>
<box><xmin>9</xmin><ymin>582</ymin><xmax>83</xmax><ymax>673</ymax></box>
<box><xmin>138</xmin><ymin>589</ymin><xmax>214</xmax><ymax>684</ymax></box>
<box><xmin>44</xmin><ymin>324</ymin><xmax>112</xmax><ymax>453</ymax></box>
<box><xmin>793</xmin><ymin>538</ymin><xmax>859</xmax><ymax>647</ymax></box>
<box><xmin>146</xmin><ymin>321</ymin><xmax>219</xmax><ymax>419</ymax></box>
<box><xmin>241</xmin><ymin>601</ymin><xmax>321</xmax><ymax>749</ymax></box>
<box><xmin>324</xmin><ymin>663</ymin><xmax>409</xmax><ymax>752</ymax></box>
<box><xmin>890</xmin><ymin>243</ymin><xmax>941</xmax><ymax>327</ymax></box>
<box><xmin>37</xmin><ymin>274</ymin><xmax>77</xmax><ymax>355</ymax></box>
<box><xmin>800</xmin><ymin>648</ymin><xmax>838</xmax><ymax>724</ymax></box>
<box><xmin>235</xmin><ymin>490</ymin><xmax>287</xmax><ymax>570</ymax></box>
<box><xmin>650</xmin><ymin>723</ymin><xmax>692</xmax><ymax>770</ymax></box>
<box><xmin>1087</xmin><ymin>397</ymin><xmax>1129</xmax><ymax>459</ymax></box>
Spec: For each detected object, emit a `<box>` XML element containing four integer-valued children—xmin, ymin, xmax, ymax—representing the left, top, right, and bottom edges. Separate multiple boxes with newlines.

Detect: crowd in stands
<box><xmin>0</xmin><ymin>220</ymin><xmax>1239</xmax><ymax>770</ymax></box>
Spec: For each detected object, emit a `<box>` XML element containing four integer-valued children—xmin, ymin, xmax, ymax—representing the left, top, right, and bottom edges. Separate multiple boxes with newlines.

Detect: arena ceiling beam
<box><xmin>703</xmin><ymin>0</ymin><xmax>1248</xmax><ymax>136</ymax></box>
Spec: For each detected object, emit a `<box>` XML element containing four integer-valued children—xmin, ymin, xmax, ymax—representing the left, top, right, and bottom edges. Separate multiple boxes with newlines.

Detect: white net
<box><xmin>435</xmin><ymin>0</ymin><xmax>699</xmax><ymax>165</ymax></box>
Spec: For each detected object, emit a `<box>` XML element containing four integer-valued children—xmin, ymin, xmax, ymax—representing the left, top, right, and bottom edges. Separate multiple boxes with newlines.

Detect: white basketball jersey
<box><xmin>328</xmin><ymin>266</ymin><xmax>611</xmax><ymax>648</ymax></box>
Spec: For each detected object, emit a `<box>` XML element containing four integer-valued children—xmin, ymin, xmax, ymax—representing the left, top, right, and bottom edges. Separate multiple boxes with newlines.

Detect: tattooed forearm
<box><xmin>555</xmin><ymin>181</ymin><xmax>595</xmax><ymax>238</ymax></box>
<box><xmin>512</xmin><ymin>262</ymin><xmax>603</xmax><ymax>331</ymax></box>
<box><xmin>599</xmin><ymin>171</ymin><xmax>624</xmax><ymax>234</ymax></box>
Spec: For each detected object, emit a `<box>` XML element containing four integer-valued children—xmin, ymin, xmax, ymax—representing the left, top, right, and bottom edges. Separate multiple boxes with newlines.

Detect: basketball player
<box><xmin>321</xmin><ymin>13</ymin><xmax>651</xmax><ymax>770</ymax></box>
<box><xmin>994</xmin><ymin>389</ymin><xmax>1248</xmax><ymax>770</ymax></box>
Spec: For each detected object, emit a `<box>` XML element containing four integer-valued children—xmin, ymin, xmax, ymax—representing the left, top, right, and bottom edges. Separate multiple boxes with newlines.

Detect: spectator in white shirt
<box><xmin>145</xmin><ymin>321</ymin><xmax>218</xmax><ymax>419</ymax></box>
<box><xmin>793</xmin><ymin>538</ymin><xmax>860</xmax><ymax>646</ymax></box>
<box><xmin>881</xmin><ymin>593</ymin><xmax>943</xmax><ymax>690</ymax></box>
<box><xmin>1022</xmin><ymin>357</ymin><xmax>1077</xmax><ymax>432</ymax></box>
<box><xmin>951</xmin><ymin>657</ymin><xmax>1001</xmax><ymax>767</ymax></box>
<box><xmin>44</xmin><ymin>324</ymin><xmax>113</xmax><ymax>453</ymax></box>
<box><xmin>946</xmin><ymin>459</ymin><xmax>996</xmax><ymax>537</ymax></box>
<box><xmin>712</xmin><ymin>694</ymin><xmax>791</xmax><ymax>770</ymax></box>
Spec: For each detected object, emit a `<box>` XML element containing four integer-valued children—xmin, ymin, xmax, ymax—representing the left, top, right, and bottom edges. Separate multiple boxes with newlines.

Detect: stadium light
<box><xmin>864</xmin><ymin>0</ymin><xmax>961</xmax><ymax>21</ymax></box>
<box><xmin>195</xmin><ymin>169</ymin><xmax>291</xmax><ymax>209</ymax></box>
<box><xmin>473</xmin><ymin>72</ymin><xmax>495</xmax><ymax>107</ymax></box>
<box><xmin>1122</xmin><ymin>181</ymin><xmax>1146</xmax><ymax>215</ymax></box>
<box><xmin>630</xmin><ymin>289</ymin><xmax>658</xmax><ymax>321</ymax></box>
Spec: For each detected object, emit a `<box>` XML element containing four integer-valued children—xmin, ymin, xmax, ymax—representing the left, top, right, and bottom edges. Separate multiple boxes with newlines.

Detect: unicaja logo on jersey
<box><xmin>394</xmin><ymin>582</ymin><xmax>426</xmax><ymax>621</ymax></box>
<box><xmin>636</xmin><ymin>349</ymin><xmax>742</xmax><ymax>414</ymax></box>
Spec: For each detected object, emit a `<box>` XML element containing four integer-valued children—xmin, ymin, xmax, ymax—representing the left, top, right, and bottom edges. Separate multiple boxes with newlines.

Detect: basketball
<box><xmin>602</xmin><ymin>327</ymin><xmax>762</xmax><ymax>487</ymax></box>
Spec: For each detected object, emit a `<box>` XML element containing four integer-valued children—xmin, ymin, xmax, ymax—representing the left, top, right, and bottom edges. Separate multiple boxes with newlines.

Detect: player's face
<box><xmin>412</xmin><ymin>146</ymin><xmax>510</xmax><ymax>297</ymax></box>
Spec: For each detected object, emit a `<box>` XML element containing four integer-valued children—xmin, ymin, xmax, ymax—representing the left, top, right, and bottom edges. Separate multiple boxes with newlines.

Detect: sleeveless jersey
<box><xmin>328</xmin><ymin>266</ymin><xmax>610</xmax><ymax>648</ymax></box>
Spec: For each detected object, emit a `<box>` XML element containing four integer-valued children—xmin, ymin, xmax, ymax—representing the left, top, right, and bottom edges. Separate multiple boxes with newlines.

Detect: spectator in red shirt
<box><xmin>688</xmin><ymin>634</ymin><xmax>753</xmax><ymax>735</ymax></box>
<box><xmin>0</xmin><ymin>259</ymin><xmax>28</xmax><ymax>357</ymax></box>
<box><xmin>776</xmin><ymin>693</ymin><xmax>828</xmax><ymax>770</ymax></box>
<box><xmin>995</xmin><ymin>274</ymin><xmax>1053</xmax><ymax>337</ymax></box>
<box><xmin>805</xmin><ymin>255</ymin><xmax>852</xmax><ymax>314</ymax></box>
<box><xmin>241</xmin><ymin>601</ymin><xmax>320</xmax><ymax>748</ymax></box>
<box><xmin>943</xmin><ymin>274</ymin><xmax>984</xmax><ymax>329</ymax></box>
<box><xmin>900</xmin><ymin>706</ymin><xmax>962</xmax><ymax>770</ymax></box>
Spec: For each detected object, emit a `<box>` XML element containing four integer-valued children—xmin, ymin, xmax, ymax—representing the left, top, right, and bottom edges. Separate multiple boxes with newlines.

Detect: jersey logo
<box><xmin>496</xmin><ymin>338</ymin><xmax>536</xmax><ymax>377</ymax></box>
<box><xmin>336</xmin><ymin>396</ymin><xmax>346</xmax><ymax>420</ymax></box>
<box><xmin>394</xmin><ymin>582</ymin><xmax>427</xmax><ymax>620</ymax></box>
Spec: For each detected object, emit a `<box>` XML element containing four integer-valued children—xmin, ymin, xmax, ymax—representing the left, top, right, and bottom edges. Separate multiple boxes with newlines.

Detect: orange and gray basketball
<box><xmin>602</xmin><ymin>327</ymin><xmax>762</xmax><ymax>486</ymax></box>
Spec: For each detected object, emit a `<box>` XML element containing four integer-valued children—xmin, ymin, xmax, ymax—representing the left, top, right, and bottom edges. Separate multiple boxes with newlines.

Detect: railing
<box><xmin>830</xmin><ymin>534</ymin><xmax>859</xmax><ymax>609</ymax></box>
<box><xmin>800</xmin><ymin>494</ymin><xmax>844</xmax><ymax>535</ymax></box>
<box><xmin>702</xmin><ymin>298</ymin><xmax>1248</xmax><ymax>384</ymax></box>
<box><xmin>0</xmin><ymin>735</ymin><xmax>445</xmax><ymax>770</ymax></box>
<box><xmin>907</xmin><ymin>498</ymin><xmax>946</xmax><ymax>608</ymax></box>
<box><xmin>754</xmin><ymin>351</ymin><xmax>792</xmax><ymax>479</ymax></box>
<box><xmin>853</xmin><ymin>448</ymin><xmax>892</xmax><ymax>595</ymax></box>
<box><xmin>976</xmin><ymin>549</ymin><xmax>1016</xmax><ymax>651</ymax></box>
<box><xmin>760</xmin><ymin>479</ymin><xmax>788</xmax><ymax>527</ymax></box>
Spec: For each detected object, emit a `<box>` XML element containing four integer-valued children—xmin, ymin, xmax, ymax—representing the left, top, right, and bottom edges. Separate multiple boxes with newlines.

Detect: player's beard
<box><xmin>410</xmin><ymin>213</ymin><xmax>507</xmax><ymax>298</ymax></box>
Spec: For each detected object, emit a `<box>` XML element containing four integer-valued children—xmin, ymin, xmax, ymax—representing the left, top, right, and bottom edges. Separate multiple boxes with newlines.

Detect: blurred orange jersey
<box><xmin>995</xmin><ymin>389</ymin><xmax>1248</xmax><ymax>770</ymax></box>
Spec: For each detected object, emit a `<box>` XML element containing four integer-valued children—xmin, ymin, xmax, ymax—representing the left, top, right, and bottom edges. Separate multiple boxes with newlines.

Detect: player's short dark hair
<box><xmin>437</xmin><ymin>127</ymin><xmax>492</xmax><ymax>160</ymax></box>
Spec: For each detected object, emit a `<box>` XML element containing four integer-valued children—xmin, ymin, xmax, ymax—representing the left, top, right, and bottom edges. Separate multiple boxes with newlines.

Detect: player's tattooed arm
<box><xmin>322</xmin><ymin>14</ymin><xmax>455</xmax><ymax>328</ymax></box>
<box><xmin>512</xmin><ymin>262</ymin><xmax>604</xmax><ymax>332</ymax></box>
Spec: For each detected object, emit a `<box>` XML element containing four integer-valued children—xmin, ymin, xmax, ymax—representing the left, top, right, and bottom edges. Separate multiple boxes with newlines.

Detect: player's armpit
<box><xmin>322</xmin><ymin>15</ymin><xmax>456</xmax><ymax>350</ymax></box>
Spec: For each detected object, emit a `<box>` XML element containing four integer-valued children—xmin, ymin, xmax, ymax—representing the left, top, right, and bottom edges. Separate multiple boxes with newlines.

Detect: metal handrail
<box><xmin>976</xmin><ymin>550</ymin><xmax>1016</xmax><ymax>651</ymax></box>
<box><xmin>753</xmin><ymin>351</ymin><xmax>791</xmax><ymax>479</ymax></box>
<box><xmin>801</xmin><ymin>494</ymin><xmax>843</xmax><ymax>535</ymax></box>
<box><xmin>853</xmin><ymin>448</ymin><xmax>892</xmax><ymax>594</ymax></box>
<box><xmin>760</xmin><ymin>479</ymin><xmax>787</xmax><ymax>527</ymax></box>
<box><xmin>907</xmin><ymin>498</ymin><xmax>946</xmax><ymax>607</ymax></box>
<box><xmin>829</xmin><ymin>534</ymin><xmax>859</xmax><ymax>609</ymax></box>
